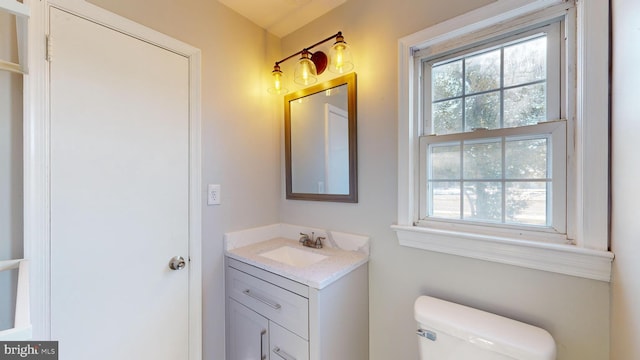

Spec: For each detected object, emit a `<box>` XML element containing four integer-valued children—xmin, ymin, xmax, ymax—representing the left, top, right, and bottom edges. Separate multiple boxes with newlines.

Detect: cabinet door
<box><xmin>228</xmin><ymin>299</ymin><xmax>269</xmax><ymax>360</ymax></box>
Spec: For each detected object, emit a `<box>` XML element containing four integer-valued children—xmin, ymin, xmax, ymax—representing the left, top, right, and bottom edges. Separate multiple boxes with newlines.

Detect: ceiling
<box><xmin>217</xmin><ymin>0</ymin><xmax>347</xmax><ymax>38</ymax></box>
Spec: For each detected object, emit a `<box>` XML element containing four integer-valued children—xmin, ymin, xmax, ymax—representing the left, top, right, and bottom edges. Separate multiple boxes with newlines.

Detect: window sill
<box><xmin>391</xmin><ymin>225</ymin><xmax>614</xmax><ymax>282</ymax></box>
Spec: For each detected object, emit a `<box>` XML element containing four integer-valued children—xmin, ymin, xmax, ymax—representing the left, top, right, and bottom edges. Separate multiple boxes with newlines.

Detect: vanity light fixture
<box><xmin>328</xmin><ymin>32</ymin><xmax>353</xmax><ymax>74</ymax></box>
<box><xmin>267</xmin><ymin>31</ymin><xmax>353</xmax><ymax>94</ymax></box>
<box><xmin>294</xmin><ymin>49</ymin><xmax>318</xmax><ymax>86</ymax></box>
<box><xmin>269</xmin><ymin>64</ymin><xmax>288</xmax><ymax>95</ymax></box>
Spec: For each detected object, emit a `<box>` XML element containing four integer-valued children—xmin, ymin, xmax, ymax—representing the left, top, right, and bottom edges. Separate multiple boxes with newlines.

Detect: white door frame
<box><xmin>23</xmin><ymin>0</ymin><xmax>202</xmax><ymax>358</ymax></box>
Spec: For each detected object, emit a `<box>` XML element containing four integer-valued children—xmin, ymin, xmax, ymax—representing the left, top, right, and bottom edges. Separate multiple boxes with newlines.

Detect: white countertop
<box><xmin>225</xmin><ymin>237</ymin><xmax>368</xmax><ymax>289</ymax></box>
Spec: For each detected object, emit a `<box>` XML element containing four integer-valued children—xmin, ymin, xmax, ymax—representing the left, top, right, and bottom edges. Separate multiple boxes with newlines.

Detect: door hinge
<box><xmin>46</xmin><ymin>35</ymin><xmax>52</xmax><ymax>61</ymax></box>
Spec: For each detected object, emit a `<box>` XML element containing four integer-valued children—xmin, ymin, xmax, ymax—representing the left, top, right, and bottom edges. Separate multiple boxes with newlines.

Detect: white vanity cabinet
<box><xmin>227</xmin><ymin>298</ymin><xmax>269</xmax><ymax>360</ymax></box>
<box><xmin>225</xmin><ymin>257</ymin><xmax>368</xmax><ymax>360</ymax></box>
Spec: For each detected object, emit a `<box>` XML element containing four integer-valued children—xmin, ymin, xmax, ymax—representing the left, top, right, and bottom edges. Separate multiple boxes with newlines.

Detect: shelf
<box><xmin>0</xmin><ymin>0</ymin><xmax>29</xmax><ymax>75</ymax></box>
<box><xmin>0</xmin><ymin>259</ymin><xmax>32</xmax><ymax>340</ymax></box>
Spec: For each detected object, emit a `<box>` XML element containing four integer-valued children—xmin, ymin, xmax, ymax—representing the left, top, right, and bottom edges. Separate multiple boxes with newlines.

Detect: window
<box><xmin>418</xmin><ymin>23</ymin><xmax>566</xmax><ymax>234</ymax></box>
<box><xmin>394</xmin><ymin>0</ymin><xmax>613</xmax><ymax>281</ymax></box>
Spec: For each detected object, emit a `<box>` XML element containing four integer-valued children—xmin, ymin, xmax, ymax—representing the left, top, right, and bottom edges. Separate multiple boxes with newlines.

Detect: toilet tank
<box><xmin>414</xmin><ymin>296</ymin><xmax>556</xmax><ymax>360</ymax></box>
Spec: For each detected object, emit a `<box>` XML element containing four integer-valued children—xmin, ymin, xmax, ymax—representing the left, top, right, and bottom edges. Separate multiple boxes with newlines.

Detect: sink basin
<box><xmin>259</xmin><ymin>246</ymin><xmax>328</xmax><ymax>268</ymax></box>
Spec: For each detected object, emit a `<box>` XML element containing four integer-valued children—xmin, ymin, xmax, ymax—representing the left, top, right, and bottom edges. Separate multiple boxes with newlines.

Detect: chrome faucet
<box><xmin>299</xmin><ymin>232</ymin><xmax>324</xmax><ymax>249</ymax></box>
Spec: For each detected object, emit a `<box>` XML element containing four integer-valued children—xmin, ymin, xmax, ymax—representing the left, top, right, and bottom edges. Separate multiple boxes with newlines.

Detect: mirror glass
<box><xmin>285</xmin><ymin>73</ymin><xmax>357</xmax><ymax>202</ymax></box>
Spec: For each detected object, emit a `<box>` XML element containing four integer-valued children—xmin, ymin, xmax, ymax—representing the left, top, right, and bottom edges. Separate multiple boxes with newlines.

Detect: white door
<box><xmin>324</xmin><ymin>104</ymin><xmax>349</xmax><ymax>194</ymax></box>
<box><xmin>49</xmin><ymin>8</ymin><xmax>191</xmax><ymax>359</ymax></box>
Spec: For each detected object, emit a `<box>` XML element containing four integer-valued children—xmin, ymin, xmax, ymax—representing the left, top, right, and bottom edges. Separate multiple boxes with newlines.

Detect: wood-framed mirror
<box><xmin>285</xmin><ymin>73</ymin><xmax>357</xmax><ymax>202</ymax></box>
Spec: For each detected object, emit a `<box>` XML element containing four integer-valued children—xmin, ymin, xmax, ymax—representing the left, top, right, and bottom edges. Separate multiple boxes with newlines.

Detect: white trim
<box><xmin>23</xmin><ymin>0</ymin><xmax>50</xmax><ymax>340</ymax></box>
<box><xmin>396</xmin><ymin>0</ymin><xmax>611</xmax><ymax>280</ymax></box>
<box><xmin>574</xmin><ymin>0</ymin><xmax>609</xmax><ymax>250</ymax></box>
<box><xmin>400</xmin><ymin>0</ymin><xmax>566</xmax><ymax>55</ymax></box>
<box><xmin>392</xmin><ymin>225</ymin><xmax>614</xmax><ymax>282</ymax></box>
<box><xmin>187</xmin><ymin>48</ymin><xmax>203</xmax><ymax>360</ymax></box>
<box><xmin>24</xmin><ymin>1</ymin><xmax>202</xmax><ymax>357</ymax></box>
<box><xmin>47</xmin><ymin>0</ymin><xmax>197</xmax><ymax>56</ymax></box>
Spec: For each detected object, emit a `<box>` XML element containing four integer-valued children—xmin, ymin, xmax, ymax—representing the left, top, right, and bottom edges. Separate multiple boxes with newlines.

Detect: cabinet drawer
<box><xmin>270</xmin><ymin>321</ymin><xmax>309</xmax><ymax>360</ymax></box>
<box><xmin>227</xmin><ymin>267</ymin><xmax>309</xmax><ymax>339</ymax></box>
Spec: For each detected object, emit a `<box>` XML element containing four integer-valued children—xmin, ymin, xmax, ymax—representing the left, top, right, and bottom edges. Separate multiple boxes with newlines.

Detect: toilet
<box><xmin>414</xmin><ymin>296</ymin><xmax>556</xmax><ymax>359</ymax></box>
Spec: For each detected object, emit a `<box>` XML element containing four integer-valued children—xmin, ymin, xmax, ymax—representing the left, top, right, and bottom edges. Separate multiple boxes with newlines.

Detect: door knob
<box><xmin>169</xmin><ymin>256</ymin><xmax>186</xmax><ymax>270</ymax></box>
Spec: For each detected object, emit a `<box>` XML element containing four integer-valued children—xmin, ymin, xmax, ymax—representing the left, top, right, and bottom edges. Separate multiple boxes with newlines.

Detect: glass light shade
<box><xmin>294</xmin><ymin>51</ymin><xmax>318</xmax><ymax>86</ymax></box>
<box><xmin>267</xmin><ymin>66</ymin><xmax>288</xmax><ymax>95</ymax></box>
<box><xmin>329</xmin><ymin>40</ymin><xmax>354</xmax><ymax>74</ymax></box>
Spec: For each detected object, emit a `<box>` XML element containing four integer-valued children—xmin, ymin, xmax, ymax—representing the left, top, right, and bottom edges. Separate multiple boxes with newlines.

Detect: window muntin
<box><xmin>418</xmin><ymin>23</ymin><xmax>565</xmax><ymax>232</ymax></box>
<box><xmin>426</xmin><ymin>133</ymin><xmax>551</xmax><ymax>226</ymax></box>
<box><xmin>427</xmin><ymin>32</ymin><xmax>552</xmax><ymax>135</ymax></box>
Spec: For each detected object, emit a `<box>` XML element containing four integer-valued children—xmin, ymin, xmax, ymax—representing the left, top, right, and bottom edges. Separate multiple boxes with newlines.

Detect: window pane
<box><xmin>463</xmin><ymin>182</ymin><xmax>502</xmax><ymax>221</ymax></box>
<box><xmin>504</xmin><ymin>83</ymin><xmax>546</xmax><ymax>127</ymax></box>
<box><xmin>432</xmin><ymin>99</ymin><xmax>462</xmax><ymax>134</ymax></box>
<box><xmin>465</xmin><ymin>49</ymin><xmax>500</xmax><ymax>94</ymax></box>
<box><xmin>431</xmin><ymin>181</ymin><xmax>461</xmax><ymax>219</ymax></box>
<box><xmin>506</xmin><ymin>182</ymin><xmax>548</xmax><ymax>226</ymax></box>
<box><xmin>504</xmin><ymin>36</ymin><xmax>546</xmax><ymax>87</ymax></box>
<box><xmin>430</xmin><ymin>144</ymin><xmax>461</xmax><ymax>179</ymax></box>
<box><xmin>422</xmin><ymin>26</ymin><xmax>560</xmax><ymax>230</ymax></box>
<box><xmin>465</xmin><ymin>92</ymin><xmax>500</xmax><ymax>130</ymax></box>
<box><xmin>432</xmin><ymin>60</ymin><xmax>463</xmax><ymax>100</ymax></box>
<box><xmin>505</xmin><ymin>138</ymin><xmax>548</xmax><ymax>179</ymax></box>
<box><xmin>463</xmin><ymin>139</ymin><xmax>501</xmax><ymax>179</ymax></box>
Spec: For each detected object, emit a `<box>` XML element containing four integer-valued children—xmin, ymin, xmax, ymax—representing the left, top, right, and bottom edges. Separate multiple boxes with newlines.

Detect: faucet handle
<box><xmin>314</xmin><ymin>236</ymin><xmax>325</xmax><ymax>248</ymax></box>
<box><xmin>299</xmin><ymin>232</ymin><xmax>310</xmax><ymax>243</ymax></box>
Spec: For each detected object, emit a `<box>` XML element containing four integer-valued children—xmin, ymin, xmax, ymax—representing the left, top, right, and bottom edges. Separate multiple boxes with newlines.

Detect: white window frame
<box><xmin>420</xmin><ymin>122</ymin><xmax>567</xmax><ymax>236</ymax></box>
<box><xmin>418</xmin><ymin>23</ymin><xmax>566</xmax><ymax>235</ymax></box>
<box><xmin>393</xmin><ymin>0</ymin><xmax>614</xmax><ymax>282</ymax></box>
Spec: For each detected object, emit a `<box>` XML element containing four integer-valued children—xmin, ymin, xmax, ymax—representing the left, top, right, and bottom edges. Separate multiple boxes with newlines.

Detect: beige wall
<box><xmin>280</xmin><ymin>1</ymin><xmax>611</xmax><ymax>359</ymax></box>
<box><xmin>85</xmin><ymin>1</ymin><xmax>282</xmax><ymax>359</ymax></box>
<box><xmin>0</xmin><ymin>11</ymin><xmax>23</xmax><ymax>331</ymax></box>
<box><xmin>611</xmin><ymin>0</ymin><xmax>640</xmax><ymax>358</ymax></box>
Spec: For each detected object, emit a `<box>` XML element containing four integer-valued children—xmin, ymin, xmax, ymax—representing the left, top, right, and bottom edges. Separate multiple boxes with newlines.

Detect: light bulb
<box><xmin>294</xmin><ymin>50</ymin><xmax>318</xmax><ymax>86</ymax></box>
<box><xmin>267</xmin><ymin>64</ymin><xmax>288</xmax><ymax>95</ymax></box>
<box><xmin>329</xmin><ymin>34</ymin><xmax>354</xmax><ymax>74</ymax></box>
